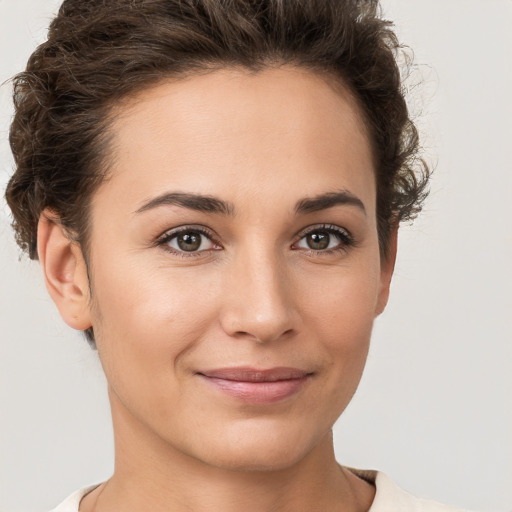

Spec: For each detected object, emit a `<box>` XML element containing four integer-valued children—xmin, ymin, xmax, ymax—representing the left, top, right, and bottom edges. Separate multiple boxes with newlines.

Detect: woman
<box><xmin>4</xmin><ymin>1</ymin><xmax>468</xmax><ymax>511</ymax></box>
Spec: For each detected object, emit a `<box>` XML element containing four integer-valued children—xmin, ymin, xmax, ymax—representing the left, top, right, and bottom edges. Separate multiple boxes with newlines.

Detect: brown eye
<box><xmin>177</xmin><ymin>232</ymin><xmax>202</xmax><ymax>251</ymax></box>
<box><xmin>306</xmin><ymin>231</ymin><xmax>330</xmax><ymax>250</ymax></box>
<box><xmin>295</xmin><ymin>225</ymin><xmax>352</xmax><ymax>252</ymax></box>
<box><xmin>164</xmin><ymin>229</ymin><xmax>217</xmax><ymax>253</ymax></box>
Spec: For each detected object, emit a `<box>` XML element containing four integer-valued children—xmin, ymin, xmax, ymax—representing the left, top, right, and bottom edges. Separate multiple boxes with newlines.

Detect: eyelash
<box><xmin>293</xmin><ymin>224</ymin><xmax>355</xmax><ymax>256</ymax></box>
<box><xmin>156</xmin><ymin>225</ymin><xmax>221</xmax><ymax>258</ymax></box>
<box><xmin>156</xmin><ymin>224</ymin><xmax>354</xmax><ymax>258</ymax></box>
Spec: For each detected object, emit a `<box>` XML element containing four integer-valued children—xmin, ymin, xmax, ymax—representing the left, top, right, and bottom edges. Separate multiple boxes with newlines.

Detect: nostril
<box><xmin>232</xmin><ymin>327</ymin><xmax>295</xmax><ymax>344</ymax></box>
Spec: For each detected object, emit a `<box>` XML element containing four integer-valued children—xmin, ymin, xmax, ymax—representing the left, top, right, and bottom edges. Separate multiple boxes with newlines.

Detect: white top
<box><xmin>49</xmin><ymin>468</ymin><xmax>469</xmax><ymax>511</ymax></box>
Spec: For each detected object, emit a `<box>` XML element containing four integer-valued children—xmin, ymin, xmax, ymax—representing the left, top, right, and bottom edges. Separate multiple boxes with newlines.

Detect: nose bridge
<box><xmin>220</xmin><ymin>242</ymin><xmax>296</xmax><ymax>343</ymax></box>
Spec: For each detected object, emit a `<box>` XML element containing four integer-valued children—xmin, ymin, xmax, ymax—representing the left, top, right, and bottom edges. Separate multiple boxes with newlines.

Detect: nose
<box><xmin>219</xmin><ymin>248</ymin><xmax>298</xmax><ymax>344</ymax></box>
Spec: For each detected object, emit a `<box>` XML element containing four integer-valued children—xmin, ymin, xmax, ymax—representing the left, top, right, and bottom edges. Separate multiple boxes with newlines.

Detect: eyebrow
<box><xmin>134</xmin><ymin>192</ymin><xmax>235</xmax><ymax>215</ymax></box>
<box><xmin>295</xmin><ymin>190</ymin><xmax>366</xmax><ymax>216</ymax></box>
<box><xmin>134</xmin><ymin>189</ymin><xmax>366</xmax><ymax>217</ymax></box>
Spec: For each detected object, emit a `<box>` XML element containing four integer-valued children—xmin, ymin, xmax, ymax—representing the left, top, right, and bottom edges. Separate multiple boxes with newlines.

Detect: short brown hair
<box><xmin>5</xmin><ymin>0</ymin><xmax>430</xmax><ymax>342</ymax></box>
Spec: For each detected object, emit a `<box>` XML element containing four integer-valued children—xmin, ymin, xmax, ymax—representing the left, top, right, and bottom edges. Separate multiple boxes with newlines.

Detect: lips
<box><xmin>197</xmin><ymin>367</ymin><xmax>312</xmax><ymax>404</ymax></box>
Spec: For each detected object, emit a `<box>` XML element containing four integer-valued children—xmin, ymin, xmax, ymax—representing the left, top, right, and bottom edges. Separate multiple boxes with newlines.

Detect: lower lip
<box><xmin>199</xmin><ymin>375</ymin><xmax>311</xmax><ymax>404</ymax></box>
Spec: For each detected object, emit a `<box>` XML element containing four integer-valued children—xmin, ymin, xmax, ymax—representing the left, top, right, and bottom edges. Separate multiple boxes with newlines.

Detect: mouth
<box><xmin>197</xmin><ymin>367</ymin><xmax>313</xmax><ymax>404</ymax></box>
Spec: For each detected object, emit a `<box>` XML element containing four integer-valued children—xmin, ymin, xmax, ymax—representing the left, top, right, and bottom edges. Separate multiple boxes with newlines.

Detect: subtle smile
<box><xmin>197</xmin><ymin>367</ymin><xmax>313</xmax><ymax>404</ymax></box>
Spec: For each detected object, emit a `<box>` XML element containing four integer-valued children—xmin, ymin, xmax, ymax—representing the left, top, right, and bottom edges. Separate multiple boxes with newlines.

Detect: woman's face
<box><xmin>80</xmin><ymin>66</ymin><xmax>394</xmax><ymax>471</ymax></box>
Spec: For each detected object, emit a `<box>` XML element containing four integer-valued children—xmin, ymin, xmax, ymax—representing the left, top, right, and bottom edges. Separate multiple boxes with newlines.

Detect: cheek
<box><xmin>89</xmin><ymin>258</ymin><xmax>222</xmax><ymax>383</ymax></box>
<box><xmin>299</xmin><ymin>258</ymin><xmax>380</xmax><ymax>338</ymax></box>
<box><xmin>88</xmin><ymin>262</ymin><xmax>227</xmax><ymax>436</ymax></box>
<box><xmin>296</xmin><ymin>258</ymin><xmax>380</xmax><ymax>387</ymax></box>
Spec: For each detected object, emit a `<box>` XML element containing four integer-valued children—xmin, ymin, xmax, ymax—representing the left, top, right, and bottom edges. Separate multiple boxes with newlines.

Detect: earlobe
<box><xmin>37</xmin><ymin>210</ymin><xmax>92</xmax><ymax>331</ymax></box>
<box><xmin>375</xmin><ymin>225</ymin><xmax>398</xmax><ymax>316</ymax></box>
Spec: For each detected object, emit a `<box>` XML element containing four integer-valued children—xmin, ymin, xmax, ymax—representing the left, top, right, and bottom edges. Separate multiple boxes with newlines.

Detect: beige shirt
<box><xmin>49</xmin><ymin>468</ymin><xmax>469</xmax><ymax>511</ymax></box>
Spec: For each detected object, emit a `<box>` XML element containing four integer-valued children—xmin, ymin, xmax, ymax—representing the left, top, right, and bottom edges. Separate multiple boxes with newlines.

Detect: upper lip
<box><xmin>198</xmin><ymin>367</ymin><xmax>312</xmax><ymax>382</ymax></box>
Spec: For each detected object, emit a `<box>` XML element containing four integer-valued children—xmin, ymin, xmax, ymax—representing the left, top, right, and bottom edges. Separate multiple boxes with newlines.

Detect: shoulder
<box><xmin>48</xmin><ymin>485</ymin><xmax>100</xmax><ymax>512</ymax></box>
<box><xmin>347</xmin><ymin>467</ymin><xmax>470</xmax><ymax>512</ymax></box>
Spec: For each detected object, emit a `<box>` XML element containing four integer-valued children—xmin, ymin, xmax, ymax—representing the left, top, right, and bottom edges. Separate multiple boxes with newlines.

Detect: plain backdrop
<box><xmin>1</xmin><ymin>1</ymin><xmax>511</xmax><ymax>511</ymax></box>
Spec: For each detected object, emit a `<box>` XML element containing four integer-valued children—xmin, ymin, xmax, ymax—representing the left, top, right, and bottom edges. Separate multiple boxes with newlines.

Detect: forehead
<box><xmin>98</xmin><ymin>66</ymin><xmax>375</xmax><ymax>217</ymax></box>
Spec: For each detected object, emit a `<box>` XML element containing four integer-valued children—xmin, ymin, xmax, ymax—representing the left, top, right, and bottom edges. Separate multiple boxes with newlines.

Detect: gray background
<box><xmin>1</xmin><ymin>1</ymin><xmax>511</xmax><ymax>511</ymax></box>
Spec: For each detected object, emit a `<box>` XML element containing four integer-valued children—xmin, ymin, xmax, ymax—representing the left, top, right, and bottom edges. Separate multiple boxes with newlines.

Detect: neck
<box><xmin>83</xmin><ymin>389</ymin><xmax>374</xmax><ymax>512</ymax></box>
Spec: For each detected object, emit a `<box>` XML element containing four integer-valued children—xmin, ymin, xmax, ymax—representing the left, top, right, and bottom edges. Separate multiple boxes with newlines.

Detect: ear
<box><xmin>375</xmin><ymin>224</ymin><xmax>398</xmax><ymax>316</ymax></box>
<box><xmin>37</xmin><ymin>210</ymin><xmax>92</xmax><ymax>331</ymax></box>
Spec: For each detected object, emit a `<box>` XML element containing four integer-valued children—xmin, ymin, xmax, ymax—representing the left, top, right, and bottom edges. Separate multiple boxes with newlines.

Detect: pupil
<box><xmin>177</xmin><ymin>232</ymin><xmax>201</xmax><ymax>251</ymax></box>
<box><xmin>308</xmin><ymin>232</ymin><xmax>330</xmax><ymax>250</ymax></box>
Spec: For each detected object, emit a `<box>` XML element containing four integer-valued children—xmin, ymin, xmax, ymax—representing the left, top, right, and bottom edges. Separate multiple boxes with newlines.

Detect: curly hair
<box><xmin>5</xmin><ymin>0</ymin><xmax>430</xmax><ymax>343</ymax></box>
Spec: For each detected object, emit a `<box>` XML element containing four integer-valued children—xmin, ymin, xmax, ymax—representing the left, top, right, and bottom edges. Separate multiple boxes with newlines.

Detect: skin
<box><xmin>38</xmin><ymin>65</ymin><xmax>397</xmax><ymax>511</ymax></box>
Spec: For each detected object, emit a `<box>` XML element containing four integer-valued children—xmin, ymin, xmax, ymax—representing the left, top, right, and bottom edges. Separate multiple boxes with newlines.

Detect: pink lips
<box><xmin>197</xmin><ymin>367</ymin><xmax>312</xmax><ymax>404</ymax></box>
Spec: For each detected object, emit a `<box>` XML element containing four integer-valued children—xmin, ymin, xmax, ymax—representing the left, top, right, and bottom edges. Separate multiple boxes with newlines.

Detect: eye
<box><xmin>158</xmin><ymin>227</ymin><xmax>220</xmax><ymax>254</ymax></box>
<box><xmin>294</xmin><ymin>225</ymin><xmax>353</xmax><ymax>252</ymax></box>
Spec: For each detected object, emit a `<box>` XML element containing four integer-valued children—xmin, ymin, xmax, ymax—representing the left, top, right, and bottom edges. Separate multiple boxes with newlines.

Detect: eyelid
<box><xmin>156</xmin><ymin>224</ymin><xmax>222</xmax><ymax>255</ymax></box>
<box><xmin>156</xmin><ymin>224</ymin><xmax>217</xmax><ymax>242</ymax></box>
<box><xmin>294</xmin><ymin>223</ymin><xmax>352</xmax><ymax>241</ymax></box>
<box><xmin>292</xmin><ymin>223</ymin><xmax>355</xmax><ymax>253</ymax></box>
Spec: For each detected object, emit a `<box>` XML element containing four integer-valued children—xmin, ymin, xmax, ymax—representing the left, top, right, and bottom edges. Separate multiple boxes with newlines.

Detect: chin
<box><xmin>184</xmin><ymin>419</ymin><xmax>328</xmax><ymax>473</ymax></box>
<box><xmin>204</xmin><ymin>446</ymin><xmax>310</xmax><ymax>473</ymax></box>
